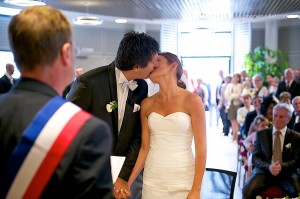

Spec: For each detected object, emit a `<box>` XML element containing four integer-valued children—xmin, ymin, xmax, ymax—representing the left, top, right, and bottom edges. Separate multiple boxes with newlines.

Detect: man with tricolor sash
<box><xmin>0</xmin><ymin>6</ymin><xmax>113</xmax><ymax>199</ymax></box>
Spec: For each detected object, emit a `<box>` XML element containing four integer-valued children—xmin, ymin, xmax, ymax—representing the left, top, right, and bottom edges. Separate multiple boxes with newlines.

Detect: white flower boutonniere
<box><xmin>106</xmin><ymin>101</ymin><xmax>118</xmax><ymax>112</ymax></box>
<box><xmin>285</xmin><ymin>143</ymin><xmax>292</xmax><ymax>149</ymax></box>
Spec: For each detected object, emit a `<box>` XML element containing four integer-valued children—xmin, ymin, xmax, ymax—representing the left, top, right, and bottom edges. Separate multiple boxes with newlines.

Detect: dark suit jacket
<box><xmin>276</xmin><ymin>80</ymin><xmax>300</xmax><ymax>99</ymax></box>
<box><xmin>0</xmin><ymin>78</ymin><xmax>113</xmax><ymax>199</ymax></box>
<box><xmin>0</xmin><ymin>75</ymin><xmax>17</xmax><ymax>94</ymax></box>
<box><xmin>252</xmin><ymin>127</ymin><xmax>300</xmax><ymax>176</ymax></box>
<box><xmin>62</xmin><ymin>82</ymin><xmax>72</xmax><ymax>98</ymax></box>
<box><xmin>287</xmin><ymin>111</ymin><xmax>297</xmax><ymax>129</ymax></box>
<box><xmin>67</xmin><ymin>61</ymin><xmax>148</xmax><ymax>181</ymax></box>
<box><xmin>294</xmin><ymin>123</ymin><xmax>300</xmax><ymax>133</ymax></box>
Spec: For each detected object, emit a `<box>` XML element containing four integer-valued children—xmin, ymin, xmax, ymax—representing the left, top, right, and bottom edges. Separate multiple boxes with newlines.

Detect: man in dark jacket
<box><xmin>0</xmin><ymin>6</ymin><xmax>113</xmax><ymax>199</ymax></box>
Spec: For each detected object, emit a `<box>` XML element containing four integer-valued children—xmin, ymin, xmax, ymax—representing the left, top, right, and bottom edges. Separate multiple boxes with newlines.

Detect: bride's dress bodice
<box><xmin>144</xmin><ymin>112</ymin><xmax>195</xmax><ymax>190</ymax></box>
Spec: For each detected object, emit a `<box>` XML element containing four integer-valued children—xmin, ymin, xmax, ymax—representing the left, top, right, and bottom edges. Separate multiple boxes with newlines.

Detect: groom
<box><xmin>67</xmin><ymin>31</ymin><xmax>159</xmax><ymax>198</ymax></box>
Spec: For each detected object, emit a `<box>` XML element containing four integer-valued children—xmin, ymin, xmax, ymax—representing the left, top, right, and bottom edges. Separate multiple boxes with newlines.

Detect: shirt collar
<box><xmin>5</xmin><ymin>73</ymin><xmax>12</xmax><ymax>79</ymax></box>
<box><xmin>272</xmin><ymin>126</ymin><xmax>287</xmax><ymax>137</ymax></box>
<box><xmin>286</xmin><ymin>80</ymin><xmax>293</xmax><ymax>85</ymax></box>
<box><xmin>115</xmin><ymin>67</ymin><xmax>128</xmax><ymax>85</ymax></box>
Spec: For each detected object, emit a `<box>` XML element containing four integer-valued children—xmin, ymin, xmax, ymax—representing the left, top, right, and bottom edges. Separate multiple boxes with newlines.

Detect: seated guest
<box><xmin>237</xmin><ymin>94</ymin><xmax>254</xmax><ymax>135</ymax></box>
<box><xmin>279</xmin><ymin>91</ymin><xmax>294</xmax><ymax>112</ymax></box>
<box><xmin>260</xmin><ymin>96</ymin><xmax>276</xmax><ymax>126</ymax></box>
<box><xmin>242</xmin><ymin>96</ymin><xmax>263</xmax><ymax>139</ymax></box>
<box><xmin>243</xmin><ymin>115</ymin><xmax>269</xmax><ymax>180</ymax></box>
<box><xmin>269</xmin><ymin>76</ymin><xmax>279</xmax><ymax>94</ymax></box>
<box><xmin>242</xmin><ymin>103</ymin><xmax>300</xmax><ymax>199</ymax></box>
<box><xmin>276</xmin><ymin>68</ymin><xmax>300</xmax><ymax>99</ymax></box>
<box><xmin>265</xmin><ymin>74</ymin><xmax>274</xmax><ymax>90</ymax></box>
<box><xmin>287</xmin><ymin>96</ymin><xmax>300</xmax><ymax>129</ymax></box>
<box><xmin>251</xmin><ymin>74</ymin><xmax>269</xmax><ymax>97</ymax></box>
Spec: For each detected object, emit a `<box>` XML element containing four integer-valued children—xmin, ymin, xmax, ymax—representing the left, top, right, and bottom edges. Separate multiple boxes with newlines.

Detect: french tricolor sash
<box><xmin>0</xmin><ymin>96</ymin><xmax>92</xmax><ymax>199</ymax></box>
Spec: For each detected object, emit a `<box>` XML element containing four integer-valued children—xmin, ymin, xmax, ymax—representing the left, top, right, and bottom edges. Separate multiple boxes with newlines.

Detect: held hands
<box><xmin>269</xmin><ymin>161</ymin><xmax>281</xmax><ymax>176</ymax></box>
<box><xmin>113</xmin><ymin>177</ymin><xmax>131</xmax><ymax>199</ymax></box>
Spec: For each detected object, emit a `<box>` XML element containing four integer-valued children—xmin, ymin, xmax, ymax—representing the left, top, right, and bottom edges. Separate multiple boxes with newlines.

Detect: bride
<box><xmin>125</xmin><ymin>52</ymin><xmax>207</xmax><ymax>199</ymax></box>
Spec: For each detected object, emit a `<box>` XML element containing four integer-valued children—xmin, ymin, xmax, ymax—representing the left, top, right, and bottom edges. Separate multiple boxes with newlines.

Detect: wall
<box><xmin>279</xmin><ymin>24</ymin><xmax>300</xmax><ymax>68</ymax></box>
<box><xmin>72</xmin><ymin>26</ymin><xmax>161</xmax><ymax>72</ymax></box>
<box><xmin>251</xmin><ymin>20</ymin><xmax>300</xmax><ymax>68</ymax></box>
<box><xmin>0</xmin><ymin>15</ymin><xmax>161</xmax><ymax>74</ymax></box>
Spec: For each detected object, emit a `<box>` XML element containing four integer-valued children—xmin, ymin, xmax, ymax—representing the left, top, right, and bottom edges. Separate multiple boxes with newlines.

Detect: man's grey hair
<box><xmin>273</xmin><ymin>103</ymin><xmax>293</xmax><ymax>118</ymax></box>
<box><xmin>292</xmin><ymin>96</ymin><xmax>300</xmax><ymax>106</ymax></box>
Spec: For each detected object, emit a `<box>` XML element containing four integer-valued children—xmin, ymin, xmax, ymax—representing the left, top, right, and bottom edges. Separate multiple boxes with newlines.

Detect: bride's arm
<box><xmin>127</xmin><ymin>100</ymin><xmax>151</xmax><ymax>190</ymax></box>
<box><xmin>188</xmin><ymin>93</ymin><xmax>207</xmax><ymax>198</ymax></box>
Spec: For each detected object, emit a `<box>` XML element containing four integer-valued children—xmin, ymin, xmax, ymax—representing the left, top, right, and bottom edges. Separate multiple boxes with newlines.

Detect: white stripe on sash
<box><xmin>6</xmin><ymin>102</ymin><xmax>80</xmax><ymax>199</ymax></box>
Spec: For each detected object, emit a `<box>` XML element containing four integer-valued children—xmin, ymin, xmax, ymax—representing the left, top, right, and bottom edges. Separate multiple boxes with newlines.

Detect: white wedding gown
<box><xmin>143</xmin><ymin>112</ymin><xmax>195</xmax><ymax>199</ymax></box>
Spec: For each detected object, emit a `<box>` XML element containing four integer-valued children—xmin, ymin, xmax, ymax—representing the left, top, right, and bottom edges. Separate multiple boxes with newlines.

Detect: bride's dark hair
<box><xmin>158</xmin><ymin>52</ymin><xmax>186</xmax><ymax>89</ymax></box>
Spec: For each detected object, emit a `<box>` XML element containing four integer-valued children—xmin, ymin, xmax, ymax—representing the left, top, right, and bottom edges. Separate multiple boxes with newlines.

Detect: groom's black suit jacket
<box><xmin>67</xmin><ymin>61</ymin><xmax>148</xmax><ymax>181</ymax></box>
<box><xmin>252</xmin><ymin>127</ymin><xmax>300</xmax><ymax>176</ymax></box>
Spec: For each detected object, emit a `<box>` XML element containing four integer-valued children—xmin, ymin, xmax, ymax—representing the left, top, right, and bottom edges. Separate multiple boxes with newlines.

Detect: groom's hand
<box><xmin>113</xmin><ymin>177</ymin><xmax>130</xmax><ymax>198</ymax></box>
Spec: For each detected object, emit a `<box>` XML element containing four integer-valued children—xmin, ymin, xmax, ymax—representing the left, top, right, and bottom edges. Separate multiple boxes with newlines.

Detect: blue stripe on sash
<box><xmin>0</xmin><ymin>96</ymin><xmax>65</xmax><ymax>198</ymax></box>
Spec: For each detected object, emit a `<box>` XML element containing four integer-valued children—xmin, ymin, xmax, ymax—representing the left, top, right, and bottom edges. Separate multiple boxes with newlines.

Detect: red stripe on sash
<box><xmin>23</xmin><ymin>110</ymin><xmax>91</xmax><ymax>199</ymax></box>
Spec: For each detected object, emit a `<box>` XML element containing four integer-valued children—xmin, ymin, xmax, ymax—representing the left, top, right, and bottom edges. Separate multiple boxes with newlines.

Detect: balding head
<box><xmin>6</xmin><ymin>63</ymin><xmax>14</xmax><ymax>75</ymax></box>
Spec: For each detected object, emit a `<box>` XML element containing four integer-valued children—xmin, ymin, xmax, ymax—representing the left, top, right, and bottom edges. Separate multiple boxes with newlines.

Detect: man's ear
<box><xmin>61</xmin><ymin>42</ymin><xmax>72</xmax><ymax>66</ymax></box>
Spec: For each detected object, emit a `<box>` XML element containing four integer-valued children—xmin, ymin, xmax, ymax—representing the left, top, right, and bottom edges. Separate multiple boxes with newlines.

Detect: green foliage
<box><xmin>243</xmin><ymin>46</ymin><xmax>289</xmax><ymax>79</ymax></box>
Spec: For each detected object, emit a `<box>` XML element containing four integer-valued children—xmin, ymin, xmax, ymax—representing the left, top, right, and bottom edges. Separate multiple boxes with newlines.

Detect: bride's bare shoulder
<box><xmin>141</xmin><ymin>94</ymin><xmax>158</xmax><ymax>107</ymax></box>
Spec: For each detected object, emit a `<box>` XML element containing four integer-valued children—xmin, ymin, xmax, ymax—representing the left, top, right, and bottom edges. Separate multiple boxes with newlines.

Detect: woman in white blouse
<box><xmin>225</xmin><ymin>73</ymin><xmax>243</xmax><ymax>141</ymax></box>
<box><xmin>252</xmin><ymin>74</ymin><xmax>269</xmax><ymax>97</ymax></box>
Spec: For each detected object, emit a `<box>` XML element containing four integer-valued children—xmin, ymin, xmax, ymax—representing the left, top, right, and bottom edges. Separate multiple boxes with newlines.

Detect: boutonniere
<box><xmin>106</xmin><ymin>101</ymin><xmax>118</xmax><ymax>112</ymax></box>
<box><xmin>285</xmin><ymin>143</ymin><xmax>292</xmax><ymax>149</ymax></box>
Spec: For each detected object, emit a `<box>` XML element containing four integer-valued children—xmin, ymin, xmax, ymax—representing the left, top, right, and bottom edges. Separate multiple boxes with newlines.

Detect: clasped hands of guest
<box><xmin>113</xmin><ymin>177</ymin><xmax>131</xmax><ymax>199</ymax></box>
<box><xmin>269</xmin><ymin>161</ymin><xmax>281</xmax><ymax>176</ymax></box>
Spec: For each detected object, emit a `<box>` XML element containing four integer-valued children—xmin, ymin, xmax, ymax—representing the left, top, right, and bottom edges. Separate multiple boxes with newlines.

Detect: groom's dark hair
<box><xmin>115</xmin><ymin>31</ymin><xmax>159</xmax><ymax>71</ymax></box>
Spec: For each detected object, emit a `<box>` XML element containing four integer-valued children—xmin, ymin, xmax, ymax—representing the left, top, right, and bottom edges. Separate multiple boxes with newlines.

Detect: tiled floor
<box><xmin>205</xmin><ymin>112</ymin><xmax>242</xmax><ymax>199</ymax></box>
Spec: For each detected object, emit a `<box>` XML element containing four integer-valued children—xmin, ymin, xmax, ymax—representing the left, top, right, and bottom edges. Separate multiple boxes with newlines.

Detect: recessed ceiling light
<box><xmin>115</xmin><ymin>19</ymin><xmax>127</xmax><ymax>24</ymax></box>
<box><xmin>73</xmin><ymin>16</ymin><xmax>103</xmax><ymax>26</ymax></box>
<box><xmin>287</xmin><ymin>15</ymin><xmax>300</xmax><ymax>19</ymax></box>
<box><xmin>4</xmin><ymin>0</ymin><xmax>46</xmax><ymax>7</ymax></box>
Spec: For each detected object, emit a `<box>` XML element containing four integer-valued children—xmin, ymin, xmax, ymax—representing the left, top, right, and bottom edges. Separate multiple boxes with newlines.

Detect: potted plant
<box><xmin>243</xmin><ymin>46</ymin><xmax>289</xmax><ymax>79</ymax></box>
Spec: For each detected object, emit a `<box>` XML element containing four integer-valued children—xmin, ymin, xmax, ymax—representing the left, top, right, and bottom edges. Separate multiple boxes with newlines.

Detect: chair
<box><xmin>201</xmin><ymin>168</ymin><xmax>237</xmax><ymax>199</ymax></box>
<box><xmin>259</xmin><ymin>186</ymin><xmax>284</xmax><ymax>199</ymax></box>
<box><xmin>237</xmin><ymin>139</ymin><xmax>248</xmax><ymax>188</ymax></box>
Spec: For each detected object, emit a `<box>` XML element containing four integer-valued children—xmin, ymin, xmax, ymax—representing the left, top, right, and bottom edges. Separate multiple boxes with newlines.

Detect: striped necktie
<box><xmin>273</xmin><ymin>131</ymin><xmax>282</xmax><ymax>164</ymax></box>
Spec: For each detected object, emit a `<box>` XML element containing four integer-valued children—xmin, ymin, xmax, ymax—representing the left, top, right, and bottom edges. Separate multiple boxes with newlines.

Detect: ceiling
<box><xmin>2</xmin><ymin>0</ymin><xmax>300</xmax><ymax>24</ymax></box>
<box><xmin>36</xmin><ymin>0</ymin><xmax>300</xmax><ymax>22</ymax></box>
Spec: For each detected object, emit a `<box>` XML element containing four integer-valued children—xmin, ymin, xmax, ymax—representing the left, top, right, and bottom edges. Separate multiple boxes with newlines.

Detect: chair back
<box><xmin>201</xmin><ymin>168</ymin><xmax>237</xmax><ymax>199</ymax></box>
<box><xmin>260</xmin><ymin>186</ymin><xmax>284</xmax><ymax>198</ymax></box>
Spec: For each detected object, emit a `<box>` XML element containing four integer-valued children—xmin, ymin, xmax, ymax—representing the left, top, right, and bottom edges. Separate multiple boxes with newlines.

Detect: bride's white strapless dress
<box><xmin>142</xmin><ymin>112</ymin><xmax>195</xmax><ymax>199</ymax></box>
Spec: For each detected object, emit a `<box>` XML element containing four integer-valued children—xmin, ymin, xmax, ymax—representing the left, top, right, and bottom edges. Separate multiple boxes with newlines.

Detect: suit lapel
<box><xmin>283</xmin><ymin>129</ymin><xmax>292</xmax><ymax>155</ymax></box>
<box><xmin>290</xmin><ymin>81</ymin><xmax>296</xmax><ymax>90</ymax></box>
<box><xmin>119</xmin><ymin>90</ymin><xmax>134</xmax><ymax>135</ymax></box>
<box><xmin>265</xmin><ymin>128</ymin><xmax>273</xmax><ymax>158</ymax></box>
<box><xmin>107</xmin><ymin>63</ymin><xmax>119</xmax><ymax>137</ymax></box>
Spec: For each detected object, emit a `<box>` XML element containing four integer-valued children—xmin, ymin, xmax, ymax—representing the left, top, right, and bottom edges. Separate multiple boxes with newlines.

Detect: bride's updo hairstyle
<box><xmin>159</xmin><ymin>52</ymin><xmax>186</xmax><ymax>89</ymax></box>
